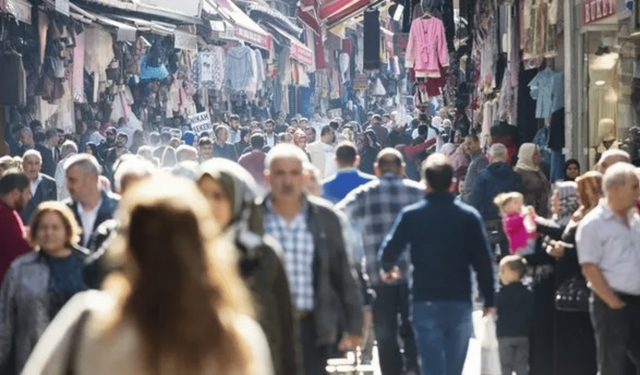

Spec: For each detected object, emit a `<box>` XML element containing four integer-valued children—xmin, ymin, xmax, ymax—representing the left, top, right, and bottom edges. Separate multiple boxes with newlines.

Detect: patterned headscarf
<box><xmin>574</xmin><ymin>171</ymin><xmax>603</xmax><ymax>221</ymax></box>
<box><xmin>553</xmin><ymin>181</ymin><xmax>579</xmax><ymax>226</ymax></box>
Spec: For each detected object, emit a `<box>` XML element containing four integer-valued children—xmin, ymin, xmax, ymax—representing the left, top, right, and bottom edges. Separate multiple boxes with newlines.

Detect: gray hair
<box><xmin>176</xmin><ymin>145</ymin><xmax>198</xmax><ymax>162</ymax></box>
<box><xmin>489</xmin><ymin>143</ymin><xmax>508</xmax><ymax>161</ymax></box>
<box><xmin>171</xmin><ymin>161</ymin><xmax>200</xmax><ymax>181</ymax></box>
<box><xmin>603</xmin><ymin>162</ymin><xmax>637</xmax><ymax>194</ymax></box>
<box><xmin>600</xmin><ymin>149</ymin><xmax>630</xmax><ymax>167</ymax></box>
<box><xmin>265</xmin><ymin>144</ymin><xmax>309</xmax><ymax>171</ymax></box>
<box><xmin>64</xmin><ymin>153</ymin><xmax>102</xmax><ymax>176</ymax></box>
<box><xmin>20</xmin><ymin>127</ymin><xmax>32</xmax><ymax>137</ymax></box>
<box><xmin>22</xmin><ymin>149</ymin><xmax>42</xmax><ymax>163</ymax></box>
<box><xmin>114</xmin><ymin>158</ymin><xmax>155</xmax><ymax>192</ymax></box>
<box><xmin>60</xmin><ymin>140</ymin><xmax>78</xmax><ymax>158</ymax></box>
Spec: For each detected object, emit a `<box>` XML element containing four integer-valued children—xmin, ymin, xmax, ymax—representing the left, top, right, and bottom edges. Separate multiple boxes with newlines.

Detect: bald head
<box><xmin>374</xmin><ymin>148</ymin><xmax>405</xmax><ymax>175</ymax></box>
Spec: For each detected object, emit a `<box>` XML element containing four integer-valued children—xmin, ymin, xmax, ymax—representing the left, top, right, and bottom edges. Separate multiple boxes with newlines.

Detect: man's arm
<box><xmin>379</xmin><ymin>210</ymin><xmax>411</xmax><ymax>274</ymax></box>
<box><xmin>468</xmin><ymin>212</ymin><xmax>495</xmax><ymax>307</ymax></box>
<box><xmin>467</xmin><ymin>172</ymin><xmax>485</xmax><ymax>211</ymax></box>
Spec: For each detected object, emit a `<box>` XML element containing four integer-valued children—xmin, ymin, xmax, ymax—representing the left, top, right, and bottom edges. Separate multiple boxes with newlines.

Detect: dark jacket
<box><xmin>66</xmin><ymin>190</ymin><xmax>120</xmax><ymax>247</ymax></box>
<box><xmin>496</xmin><ymin>282</ymin><xmax>534</xmax><ymax>338</ymax></box>
<box><xmin>21</xmin><ymin>174</ymin><xmax>57</xmax><ymax>224</ymax></box>
<box><xmin>469</xmin><ymin>162</ymin><xmax>522</xmax><ymax>221</ymax></box>
<box><xmin>34</xmin><ymin>143</ymin><xmax>57</xmax><ymax>178</ymax></box>
<box><xmin>261</xmin><ymin>196</ymin><xmax>364</xmax><ymax>345</ymax></box>
<box><xmin>380</xmin><ymin>192</ymin><xmax>495</xmax><ymax>307</ymax></box>
<box><xmin>214</xmin><ymin>142</ymin><xmax>239</xmax><ymax>161</ymax></box>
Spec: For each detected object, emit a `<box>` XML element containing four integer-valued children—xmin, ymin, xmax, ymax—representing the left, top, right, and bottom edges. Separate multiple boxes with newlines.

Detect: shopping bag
<box><xmin>479</xmin><ymin>315</ymin><xmax>501</xmax><ymax>375</ymax></box>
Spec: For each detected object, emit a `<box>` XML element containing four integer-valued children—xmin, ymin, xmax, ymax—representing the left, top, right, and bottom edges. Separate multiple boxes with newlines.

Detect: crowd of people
<box><xmin>0</xmin><ymin>109</ymin><xmax>639</xmax><ymax>375</ymax></box>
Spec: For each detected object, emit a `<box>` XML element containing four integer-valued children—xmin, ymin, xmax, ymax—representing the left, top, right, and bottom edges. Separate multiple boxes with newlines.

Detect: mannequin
<box><xmin>590</xmin><ymin>118</ymin><xmax>619</xmax><ymax>167</ymax></box>
<box><xmin>588</xmin><ymin>38</ymin><xmax>619</xmax><ymax>148</ymax></box>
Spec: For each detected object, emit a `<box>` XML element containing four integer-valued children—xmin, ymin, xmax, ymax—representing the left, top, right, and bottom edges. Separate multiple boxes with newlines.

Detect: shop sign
<box><xmin>353</xmin><ymin>74</ymin><xmax>368</xmax><ymax>90</ymax></box>
<box><xmin>3</xmin><ymin>0</ymin><xmax>31</xmax><ymax>24</ymax></box>
<box><xmin>291</xmin><ymin>43</ymin><xmax>313</xmax><ymax>67</ymax></box>
<box><xmin>139</xmin><ymin>0</ymin><xmax>202</xmax><ymax>18</ymax></box>
<box><xmin>174</xmin><ymin>32</ymin><xmax>198</xmax><ymax>52</ymax></box>
<box><xmin>235</xmin><ymin>27</ymin><xmax>271</xmax><ymax>51</ymax></box>
<box><xmin>55</xmin><ymin>0</ymin><xmax>69</xmax><ymax>16</ymax></box>
<box><xmin>189</xmin><ymin>112</ymin><xmax>212</xmax><ymax>133</ymax></box>
<box><xmin>583</xmin><ymin>0</ymin><xmax>617</xmax><ymax>25</ymax></box>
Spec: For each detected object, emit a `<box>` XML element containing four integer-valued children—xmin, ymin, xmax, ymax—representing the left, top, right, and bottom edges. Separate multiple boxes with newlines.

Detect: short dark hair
<box><xmin>375</xmin><ymin>148</ymin><xmax>404</xmax><ymax>173</ymax></box>
<box><xmin>335</xmin><ymin>142</ymin><xmax>358</xmax><ymax>167</ymax></box>
<box><xmin>34</xmin><ymin>131</ymin><xmax>46</xmax><ymax>144</ymax></box>
<box><xmin>160</xmin><ymin>132</ymin><xmax>172</xmax><ymax>144</ymax></box>
<box><xmin>45</xmin><ymin>128</ymin><xmax>59</xmax><ymax>140</ymax></box>
<box><xmin>240</xmin><ymin>127</ymin><xmax>251</xmax><ymax>139</ymax></box>
<box><xmin>306</xmin><ymin>127</ymin><xmax>316</xmax><ymax>136</ymax></box>
<box><xmin>198</xmin><ymin>137</ymin><xmax>213</xmax><ymax>147</ymax></box>
<box><xmin>421</xmin><ymin>154</ymin><xmax>453</xmax><ymax>192</ymax></box>
<box><xmin>229</xmin><ymin>114</ymin><xmax>240</xmax><ymax>122</ymax></box>
<box><xmin>0</xmin><ymin>168</ymin><xmax>30</xmax><ymax>195</ymax></box>
<box><xmin>250</xmin><ymin>133</ymin><xmax>265</xmax><ymax>149</ymax></box>
<box><xmin>320</xmin><ymin>125</ymin><xmax>333</xmax><ymax>137</ymax></box>
<box><xmin>265</xmin><ymin>119</ymin><xmax>275</xmax><ymax>126</ymax></box>
<box><xmin>372</xmin><ymin>114</ymin><xmax>382</xmax><ymax>122</ymax></box>
<box><xmin>29</xmin><ymin>120</ymin><xmax>42</xmax><ymax>131</ymax></box>
<box><xmin>329</xmin><ymin>121</ymin><xmax>340</xmax><ymax>131</ymax></box>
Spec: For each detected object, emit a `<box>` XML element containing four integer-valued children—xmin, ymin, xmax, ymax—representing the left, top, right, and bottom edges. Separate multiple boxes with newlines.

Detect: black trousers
<box><xmin>591</xmin><ymin>294</ymin><xmax>640</xmax><ymax>375</ymax></box>
<box><xmin>373</xmin><ymin>283</ymin><xmax>419</xmax><ymax>375</ymax></box>
<box><xmin>299</xmin><ymin>315</ymin><xmax>331</xmax><ymax>375</ymax></box>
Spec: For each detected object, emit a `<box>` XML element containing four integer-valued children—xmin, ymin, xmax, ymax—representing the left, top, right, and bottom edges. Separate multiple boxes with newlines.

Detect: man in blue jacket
<box><xmin>321</xmin><ymin>141</ymin><xmax>375</xmax><ymax>203</ymax></box>
<box><xmin>468</xmin><ymin>143</ymin><xmax>522</xmax><ymax>257</ymax></box>
<box><xmin>380</xmin><ymin>153</ymin><xmax>496</xmax><ymax>375</ymax></box>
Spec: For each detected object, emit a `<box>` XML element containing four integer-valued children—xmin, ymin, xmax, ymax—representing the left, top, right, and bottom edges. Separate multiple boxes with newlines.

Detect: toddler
<box><xmin>496</xmin><ymin>255</ymin><xmax>534</xmax><ymax>375</ymax></box>
<box><xmin>494</xmin><ymin>192</ymin><xmax>537</xmax><ymax>255</ymax></box>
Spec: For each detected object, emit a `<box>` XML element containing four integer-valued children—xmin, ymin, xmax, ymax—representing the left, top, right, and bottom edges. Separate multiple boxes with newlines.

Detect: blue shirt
<box><xmin>379</xmin><ymin>192</ymin><xmax>496</xmax><ymax>306</ymax></box>
<box><xmin>321</xmin><ymin>169</ymin><xmax>376</xmax><ymax>203</ymax></box>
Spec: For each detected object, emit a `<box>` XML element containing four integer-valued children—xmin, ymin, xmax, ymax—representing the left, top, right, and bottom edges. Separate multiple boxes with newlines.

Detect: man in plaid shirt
<box><xmin>336</xmin><ymin>148</ymin><xmax>423</xmax><ymax>375</ymax></box>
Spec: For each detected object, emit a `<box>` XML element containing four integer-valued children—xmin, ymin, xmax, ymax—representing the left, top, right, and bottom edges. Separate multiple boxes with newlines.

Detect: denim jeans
<box><xmin>411</xmin><ymin>301</ymin><xmax>473</xmax><ymax>375</ymax></box>
<box><xmin>550</xmin><ymin>150</ymin><xmax>565</xmax><ymax>183</ymax></box>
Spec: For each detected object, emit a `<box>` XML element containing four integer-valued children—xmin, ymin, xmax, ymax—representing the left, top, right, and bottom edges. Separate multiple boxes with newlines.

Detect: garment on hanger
<box><xmin>0</xmin><ymin>49</ymin><xmax>26</xmax><ymax>107</ymax></box>
<box><xmin>405</xmin><ymin>16</ymin><xmax>449</xmax><ymax>78</ymax></box>
<box><xmin>363</xmin><ymin>9</ymin><xmax>381</xmax><ymax>70</ymax></box>
<box><xmin>193</xmin><ymin>47</ymin><xmax>225</xmax><ymax>91</ymax></box>
<box><xmin>528</xmin><ymin>67</ymin><xmax>563</xmax><ymax>119</ymax></box>
<box><xmin>226</xmin><ymin>45</ymin><xmax>256</xmax><ymax>92</ymax></box>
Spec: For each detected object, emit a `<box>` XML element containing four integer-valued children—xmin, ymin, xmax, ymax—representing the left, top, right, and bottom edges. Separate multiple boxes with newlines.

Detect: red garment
<box><xmin>238</xmin><ymin>150</ymin><xmax>267</xmax><ymax>187</ymax></box>
<box><xmin>0</xmin><ymin>201</ymin><xmax>30</xmax><ymax>283</ymax></box>
<box><xmin>342</xmin><ymin>39</ymin><xmax>353</xmax><ymax>54</ymax></box>
<box><xmin>403</xmin><ymin>137</ymin><xmax>437</xmax><ymax>161</ymax></box>
<box><xmin>425</xmin><ymin>65</ymin><xmax>447</xmax><ymax>96</ymax></box>
<box><xmin>492</xmin><ymin>135</ymin><xmax>517</xmax><ymax>165</ymax></box>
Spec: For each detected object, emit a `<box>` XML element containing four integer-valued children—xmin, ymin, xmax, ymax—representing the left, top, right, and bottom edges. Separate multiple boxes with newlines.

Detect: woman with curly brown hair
<box><xmin>23</xmin><ymin>175</ymin><xmax>273</xmax><ymax>375</ymax></box>
<box><xmin>0</xmin><ymin>201</ymin><xmax>88</xmax><ymax>375</ymax></box>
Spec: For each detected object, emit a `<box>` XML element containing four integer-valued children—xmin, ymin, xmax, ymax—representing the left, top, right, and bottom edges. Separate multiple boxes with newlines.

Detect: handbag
<box><xmin>555</xmin><ymin>276</ymin><xmax>590</xmax><ymax>312</ymax></box>
<box><xmin>65</xmin><ymin>310</ymin><xmax>90</xmax><ymax>375</ymax></box>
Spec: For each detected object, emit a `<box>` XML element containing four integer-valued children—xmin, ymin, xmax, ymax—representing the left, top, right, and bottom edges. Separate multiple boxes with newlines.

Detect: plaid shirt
<box><xmin>264</xmin><ymin>200</ymin><xmax>315</xmax><ymax>310</ymax></box>
<box><xmin>336</xmin><ymin>173</ymin><xmax>424</xmax><ymax>285</ymax></box>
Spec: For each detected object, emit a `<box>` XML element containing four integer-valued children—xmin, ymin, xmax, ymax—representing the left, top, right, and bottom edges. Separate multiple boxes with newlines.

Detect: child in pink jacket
<box><xmin>494</xmin><ymin>192</ymin><xmax>537</xmax><ymax>256</ymax></box>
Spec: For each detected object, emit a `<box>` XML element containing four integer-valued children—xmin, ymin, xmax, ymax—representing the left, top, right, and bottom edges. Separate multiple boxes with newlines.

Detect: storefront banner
<box><xmin>174</xmin><ymin>31</ymin><xmax>198</xmax><ymax>52</ymax></box>
<box><xmin>583</xmin><ymin>0</ymin><xmax>616</xmax><ymax>25</ymax></box>
<box><xmin>189</xmin><ymin>112</ymin><xmax>212</xmax><ymax>133</ymax></box>
<box><xmin>215</xmin><ymin>0</ymin><xmax>272</xmax><ymax>50</ymax></box>
<box><xmin>2</xmin><ymin>0</ymin><xmax>31</xmax><ymax>24</ymax></box>
<box><xmin>291</xmin><ymin>43</ymin><xmax>313</xmax><ymax>66</ymax></box>
<box><xmin>55</xmin><ymin>0</ymin><xmax>69</xmax><ymax>16</ymax></box>
<box><xmin>353</xmin><ymin>73</ymin><xmax>368</xmax><ymax>90</ymax></box>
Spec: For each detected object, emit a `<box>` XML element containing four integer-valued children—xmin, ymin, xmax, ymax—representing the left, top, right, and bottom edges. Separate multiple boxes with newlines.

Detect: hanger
<box><xmin>420</xmin><ymin>1</ymin><xmax>431</xmax><ymax>19</ymax></box>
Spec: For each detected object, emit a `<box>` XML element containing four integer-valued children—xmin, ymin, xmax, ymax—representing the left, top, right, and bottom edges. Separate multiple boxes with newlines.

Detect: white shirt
<box><xmin>30</xmin><ymin>175</ymin><xmax>42</xmax><ymax>197</ymax></box>
<box><xmin>322</xmin><ymin>143</ymin><xmax>337</xmax><ymax>179</ymax></box>
<box><xmin>265</xmin><ymin>133</ymin><xmax>277</xmax><ymax>148</ymax></box>
<box><xmin>78</xmin><ymin>198</ymin><xmax>103</xmax><ymax>246</ymax></box>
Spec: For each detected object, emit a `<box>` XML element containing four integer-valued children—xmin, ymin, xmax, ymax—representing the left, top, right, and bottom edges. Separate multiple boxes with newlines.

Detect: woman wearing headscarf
<box><xmin>546</xmin><ymin>173</ymin><xmax>601</xmax><ymax>375</ymax></box>
<box><xmin>359</xmin><ymin>129</ymin><xmax>381</xmax><ymax>175</ymax></box>
<box><xmin>197</xmin><ymin>159</ymin><xmax>300</xmax><ymax>375</ymax></box>
<box><xmin>515</xmin><ymin>143</ymin><xmax>550</xmax><ymax>218</ymax></box>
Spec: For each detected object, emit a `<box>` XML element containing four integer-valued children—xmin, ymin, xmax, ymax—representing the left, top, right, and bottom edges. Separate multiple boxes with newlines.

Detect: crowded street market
<box><xmin>1</xmin><ymin>0</ymin><xmax>640</xmax><ymax>374</ymax></box>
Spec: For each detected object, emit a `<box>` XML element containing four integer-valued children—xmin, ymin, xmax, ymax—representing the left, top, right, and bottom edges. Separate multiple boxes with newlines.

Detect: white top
<box><xmin>118</xmin><ymin>126</ymin><xmax>135</xmax><ymax>149</ymax></box>
<box><xmin>22</xmin><ymin>291</ymin><xmax>274</xmax><ymax>375</ymax></box>
<box><xmin>30</xmin><ymin>174</ymin><xmax>43</xmax><ymax>197</ymax></box>
<box><xmin>322</xmin><ymin>143</ymin><xmax>337</xmax><ymax>179</ymax></box>
<box><xmin>265</xmin><ymin>133</ymin><xmax>276</xmax><ymax>148</ymax></box>
<box><xmin>78</xmin><ymin>198</ymin><xmax>103</xmax><ymax>246</ymax></box>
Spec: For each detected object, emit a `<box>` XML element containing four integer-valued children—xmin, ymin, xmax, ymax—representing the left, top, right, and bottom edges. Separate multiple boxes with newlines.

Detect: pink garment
<box><xmin>72</xmin><ymin>32</ymin><xmax>85</xmax><ymax>103</ymax></box>
<box><xmin>405</xmin><ymin>17</ymin><xmax>449</xmax><ymax>77</ymax></box>
<box><xmin>503</xmin><ymin>212</ymin><xmax>532</xmax><ymax>254</ymax></box>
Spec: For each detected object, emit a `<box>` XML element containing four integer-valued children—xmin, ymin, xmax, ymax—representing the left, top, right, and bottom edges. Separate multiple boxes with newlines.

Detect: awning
<box><xmin>247</xmin><ymin>3</ymin><xmax>302</xmax><ymax>36</ymax></box>
<box><xmin>2</xmin><ymin>0</ymin><xmax>32</xmax><ymax>24</ymax></box>
<box><xmin>319</xmin><ymin>0</ymin><xmax>385</xmax><ymax>28</ymax></box>
<box><xmin>271</xmin><ymin>26</ymin><xmax>314</xmax><ymax>67</ymax></box>
<box><xmin>297</xmin><ymin>5</ymin><xmax>321</xmax><ymax>35</ymax></box>
<box><xmin>203</xmin><ymin>0</ymin><xmax>271</xmax><ymax>50</ymax></box>
<box><xmin>75</xmin><ymin>0</ymin><xmax>202</xmax><ymax>23</ymax></box>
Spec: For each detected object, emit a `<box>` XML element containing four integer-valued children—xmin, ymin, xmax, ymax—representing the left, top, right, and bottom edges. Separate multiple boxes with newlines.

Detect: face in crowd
<box><xmin>23</xmin><ymin>154</ymin><xmax>41</xmax><ymax>181</ymax></box>
<box><xmin>267</xmin><ymin>156</ymin><xmax>306</xmax><ymax>203</ymax></box>
<box><xmin>66</xmin><ymin>165</ymin><xmax>98</xmax><ymax>203</ymax></box>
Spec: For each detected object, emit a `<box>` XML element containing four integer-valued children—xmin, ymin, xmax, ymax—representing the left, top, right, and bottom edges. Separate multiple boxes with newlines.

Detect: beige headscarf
<box><xmin>515</xmin><ymin>143</ymin><xmax>540</xmax><ymax>172</ymax></box>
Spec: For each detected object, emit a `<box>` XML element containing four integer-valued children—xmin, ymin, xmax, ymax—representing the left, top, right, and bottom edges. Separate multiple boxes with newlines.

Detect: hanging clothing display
<box><xmin>405</xmin><ymin>16</ymin><xmax>449</xmax><ymax>78</ymax></box>
<box><xmin>528</xmin><ymin>67</ymin><xmax>563</xmax><ymax>119</ymax></box>
<box><xmin>254</xmin><ymin>49</ymin><xmax>265</xmax><ymax>92</ymax></box>
<box><xmin>226</xmin><ymin>45</ymin><xmax>256</xmax><ymax>92</ymax></box>
<box><xmin>0</xmin><ymin>49</ymin><xmax>26</xmax><ymax>106</ymax></box>
<box><xmin>192</xmin><ymin>47</ymin><xmax>225</xmax><ymax>91</ymax></box>
<box><xmin>363</xmin><ymin>9</ymin><xmax>381</xmax><ymax>70</ymax></box>
<box><xmin>588</xmin><ymin>52</ymin><xmax>619</xmax><ymax>147</ymax></box>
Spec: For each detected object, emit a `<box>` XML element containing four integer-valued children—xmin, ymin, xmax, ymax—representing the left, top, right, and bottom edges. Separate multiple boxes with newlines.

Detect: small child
<box><xmin>496</xmin><ymin>255</ymin><xmax>534</xmax><ymax>375</ymax></box>
<box><xmin>494</xmin><ymin>192</ymin><xmax>537</xmax><ymax>255</ymax></box>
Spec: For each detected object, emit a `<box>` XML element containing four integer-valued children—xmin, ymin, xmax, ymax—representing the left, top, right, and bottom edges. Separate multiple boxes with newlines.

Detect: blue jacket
<box><xmin>379</xmin><ymin>192</ymin><xmax>495</xmax><ymax>307</ymax></box>
<box><xmin>321</xmin><ymin>169</ymin><xmax>376</xmax><ymax>203</ymax></box>
<box><xmin>468</xmin><ymin>162</ymin><xmax>522</xmax><ymax>221</ymax></box>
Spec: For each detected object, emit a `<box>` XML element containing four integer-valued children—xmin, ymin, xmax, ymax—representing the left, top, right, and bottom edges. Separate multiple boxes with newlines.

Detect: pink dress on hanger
<box><xmin>405</xmin><ymin>17</ymin><xmax>449</xmax><ymax>78</ymax></box>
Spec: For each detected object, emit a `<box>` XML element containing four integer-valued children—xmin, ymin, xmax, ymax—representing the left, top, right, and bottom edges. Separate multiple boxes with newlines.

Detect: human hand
<box><xmin>380</xmin><ymin>266</ymin><xmax>401</xmax><ymax>282</ymax></box>
<box><xmin>546</xmin><ymin>241</ymin><xmax>566</xmax><ymax>258</ymax></box>
<box><xmin>483</xmin><ymin>307</ymin><xmax>497</xmax><ymax>317</ymax></box>
<box><xmin>526</xmin><ymin>206</ymin><xmax>537</xmax><ymax>217</ymax></box>
<box><xmin>338</xmin><ymin>334</ymin><xmax>363</xmax><ymax>351</ymax></box>
<box><xmin>609</xmin><ymin>298</ymin><xmax>626</xmax><ymax>310</ymax></box>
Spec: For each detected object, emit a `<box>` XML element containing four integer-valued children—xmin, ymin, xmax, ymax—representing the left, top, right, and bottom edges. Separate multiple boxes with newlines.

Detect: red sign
<box><xmin>583</xmin><ymin>0</ymin><xmax>617</xmax><ymax>25</ymax></box>
<box><xmin>291</xmin><ymin>43</ymin><xmax>314</xmax><ymax>67</ymax></box>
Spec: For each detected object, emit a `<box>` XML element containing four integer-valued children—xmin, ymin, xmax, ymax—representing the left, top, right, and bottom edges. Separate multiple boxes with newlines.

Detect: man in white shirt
<box><xmin>64</xmin><ymin>154</ymin><xmax>119</xmax><ymax>248</ymax></box>
<box><xmin>263</xmin><ymin>119</ymin><xmax>278</xmax><ymax>148</ymax></box>
<box><xmin>306</xmin><ymin>125</ymin><xmax>337</xmax><ymax>180</ymax></box>
<box><xmin>21</xmin><ymin>149</ymin><xmax>56</xmax><ymax>223</ymax></box>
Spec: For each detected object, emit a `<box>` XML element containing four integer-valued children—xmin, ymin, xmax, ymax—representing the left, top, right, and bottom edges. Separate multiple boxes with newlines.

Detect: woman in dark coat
<box><xmin>197</xmin><ymin>158</ymin><xmax>301</xmax><ymax>375</ymax></box>
<box><xmin>359</xmin><ymin>129</ymin><xmax>381</xmax><ymax>175</ymax></box>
